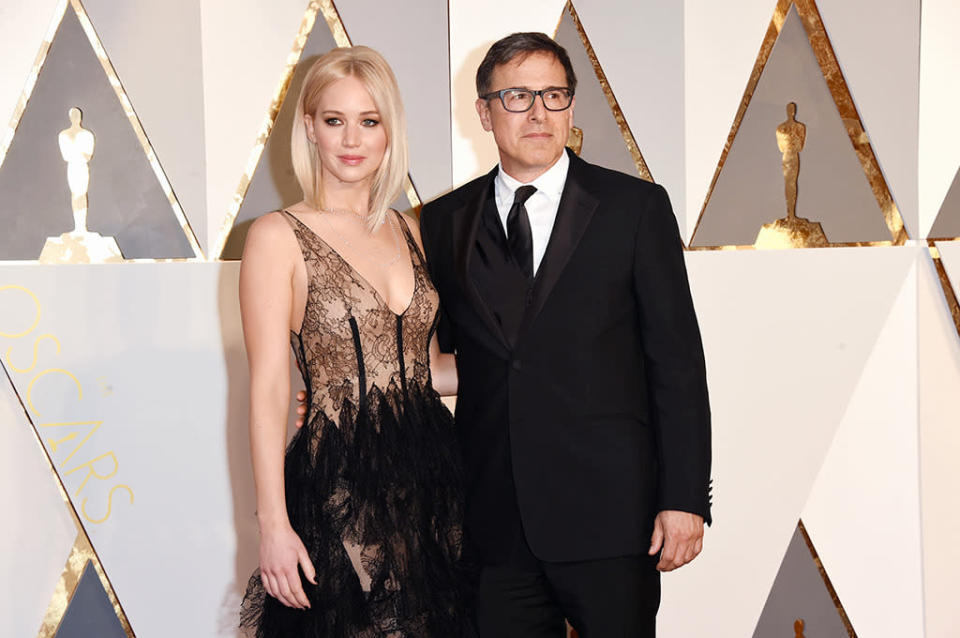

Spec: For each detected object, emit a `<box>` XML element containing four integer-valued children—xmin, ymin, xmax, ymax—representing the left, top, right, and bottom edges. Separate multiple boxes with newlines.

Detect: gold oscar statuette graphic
<box><xmin>38</xmin><ymin>107</ymin><xmax>123</xmax><ymax>264</ymax></box>
<box><xmin>566</xmin><ymin>126</ymin><xmax>583</xmax><ymax>156</ymax></box>
<box><xmin>794</xmin><ymin>618</ymin><xmax>806</xmax><ymax>637</ymax></box>
<box><xmin>755</xmin><ymin>102</ymin><xmax>828</xmax><ymax>249</ymax></box>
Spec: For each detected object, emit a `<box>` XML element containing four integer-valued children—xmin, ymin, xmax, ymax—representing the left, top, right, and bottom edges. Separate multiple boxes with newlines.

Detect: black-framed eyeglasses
<box><xmin>481</xmin><ymin>87</ymin><xmax>574</xmax><ymax>113</ymax></box>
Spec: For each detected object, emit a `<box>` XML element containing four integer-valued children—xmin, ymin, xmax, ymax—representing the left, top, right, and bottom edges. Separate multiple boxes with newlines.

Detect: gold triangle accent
<box><xmin>37</xmin><ymin>532</ymin><xmax>134</xmax><ymax>638</ymax></box>
<box><xmin>0</xmin><ymin>0</ymin><xmax>204</xmax><ymax>262</ymax></box>
<box><xmin>212</xmin><ymin>0</ymin><xmax>422</xmax><ymax>259</ymax></box>
<box><xmin>557</xmin><ymin>1</ymin><xmax>654</xmax><ymax>183</ymax></box>
<box><xmin>928</xmin><ymin>233</ymin><xmax>960</xmax><ymax>243</ymax></box>
<box><xmin>928</xmin><ymin>241</ymin><xmax>960</xmax><ymax>340</ymax></box>
<box><xmin>0</xmin><ymin>362</ymin><xmax>135</xmax><ymax>637</ymax></box>
<box><xmin>688</xmin><ymin>0</ymin><xmax>908</xmax><ymax>250</ymax></box>
<box><xmin>797</xmin><ymin>519</ymin><xmax>858</xmax><ymax>638</ymax></box>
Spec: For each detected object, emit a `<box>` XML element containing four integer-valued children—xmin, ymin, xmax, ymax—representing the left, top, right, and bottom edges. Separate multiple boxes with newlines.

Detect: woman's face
<box><xmin>305</xmin><ymin>74</ymin><xmax>387</xmax><ymax>190</ymax></box>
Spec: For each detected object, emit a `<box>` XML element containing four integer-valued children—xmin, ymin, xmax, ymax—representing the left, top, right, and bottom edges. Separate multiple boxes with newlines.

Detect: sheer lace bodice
<box><xmin>284</xmin><ymin>209</ymin><xmax>439</xmax><ymax>425</ymax></box>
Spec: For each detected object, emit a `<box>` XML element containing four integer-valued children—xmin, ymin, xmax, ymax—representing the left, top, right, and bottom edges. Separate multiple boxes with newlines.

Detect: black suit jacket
<box><xmin>420</xmin><ymin>151</ymin><xmax>711</xmax><ymax>562</ymax></box>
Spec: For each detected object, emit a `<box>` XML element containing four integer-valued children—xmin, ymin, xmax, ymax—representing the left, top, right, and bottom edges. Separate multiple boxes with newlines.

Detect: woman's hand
<box><xmin>259</xmin><ymin>521</ymin><xmax>317</xmax><ymax>609</ymax></box>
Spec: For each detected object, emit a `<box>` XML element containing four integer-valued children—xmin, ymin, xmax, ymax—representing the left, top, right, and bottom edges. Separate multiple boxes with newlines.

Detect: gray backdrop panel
<box><xmin>752</xmin><ymin>525</ymin><xmax>850</xmax><ymax>638</ymax></box>
<box><xmin>555</xmin><ymin>11</ymin><xmax>641</xmax><ymax>180</ymax></box>
<box><xmin>83</xmin><ymin>0</ymin><xmax>208</xmax><ymax>249</ymax></box>
<box><xmin>53</xmin><ymin>561</ymin><xmax>126</xmax><ymax>638</ymax></box>
<box><xmin>221</xmin><ymin>15</ymin><xmax>414</xmax><ymax>260</ymax></box>
<box><xmin>692</xmin><ymin>6</ymin><xmax>890</xmax><ymax>247</ymax></box>
<box><xmin>928</xmin><ymin>166</ymin><xmax>960</xmax><ymax>239</ymax></box>
<box><xmin>336</xmin><ymin>0</ymin><xmax>451</xmax><ymax>203</ymax></box>
<box><xmin>0</xmin><ymin>8</ymin><xmax>194</xmax><ymax>260</ymax></box>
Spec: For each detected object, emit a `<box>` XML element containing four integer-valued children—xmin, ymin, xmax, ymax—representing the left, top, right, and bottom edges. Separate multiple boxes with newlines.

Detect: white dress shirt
<box><xmin>493</xmin><ymin>151</ymin><xmax>570</xmax><ymax>276</ymax></box>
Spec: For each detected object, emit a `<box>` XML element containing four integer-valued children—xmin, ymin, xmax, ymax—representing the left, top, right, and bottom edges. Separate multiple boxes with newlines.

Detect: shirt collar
<box><xmin>495</xmin><ymin>150</ymin><xmax>569</xmax><ymax>207</ymax></box>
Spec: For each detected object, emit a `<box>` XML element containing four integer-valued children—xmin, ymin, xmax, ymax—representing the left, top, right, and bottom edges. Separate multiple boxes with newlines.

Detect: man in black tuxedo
<box><xmin>419</xmin><ymin>32</ymin><xmax>711</xmax><ymax>637</ymax></box>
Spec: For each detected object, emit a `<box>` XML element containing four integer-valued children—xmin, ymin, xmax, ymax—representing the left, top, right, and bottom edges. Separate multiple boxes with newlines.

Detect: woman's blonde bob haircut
<box><xmin>291</xmin><ymin>46</ymin><xmax>408</xmax><ymax>229</ymax></box>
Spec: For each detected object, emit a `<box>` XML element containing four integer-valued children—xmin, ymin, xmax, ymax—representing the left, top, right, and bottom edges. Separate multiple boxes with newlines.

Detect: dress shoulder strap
<box><xmin>393</xmin><ymin>210</ymin><xmax>426</xmax><ymax>267</ymax></box>
<box><xmin>277</xmin><ymin>209</ymin><xmax>323</xmax><ymax>266</ymax></box>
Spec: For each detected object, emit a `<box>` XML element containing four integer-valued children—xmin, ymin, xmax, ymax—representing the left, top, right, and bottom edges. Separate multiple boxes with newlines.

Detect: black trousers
<box><xmin>474</xmin><ymin>537</ymin><xmax>660</xmax><ymax>638</ymax></box>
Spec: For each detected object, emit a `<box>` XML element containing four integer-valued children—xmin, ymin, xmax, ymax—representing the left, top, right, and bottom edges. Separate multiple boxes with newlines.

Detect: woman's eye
<box><xmin>362</xmin><ymin>119</ymin><xmax>380</xmax><ymax>127</ymax></box>
<box><xmin>324</xmin><ymin>118</ymin><xmax>342</xmax><ymax>126</ymax></box>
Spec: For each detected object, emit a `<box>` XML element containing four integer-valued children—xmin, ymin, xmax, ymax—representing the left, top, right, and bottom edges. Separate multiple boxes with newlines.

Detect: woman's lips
<box><xmin>339</xmin><ymin>155</ymin><xmax>365</xmax><ymax>165</ymax></box>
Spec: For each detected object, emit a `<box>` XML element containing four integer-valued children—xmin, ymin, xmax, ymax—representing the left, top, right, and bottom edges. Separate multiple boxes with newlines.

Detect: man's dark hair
<box><xmin>475</xmin><ymin>32</ymin><xmax>577</xmax><ymax>97</ymax></box>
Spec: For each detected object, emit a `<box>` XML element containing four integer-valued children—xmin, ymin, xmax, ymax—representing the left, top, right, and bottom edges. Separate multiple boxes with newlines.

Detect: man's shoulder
<box><xmin>422</xmin><ymin>172</ymin><xmax>491</xmax><ymax>217</ymax></box>
<box><xmin>575</xmin><ymin>155</ymin><xmax>664</xmax><ymax>200</ymax></box>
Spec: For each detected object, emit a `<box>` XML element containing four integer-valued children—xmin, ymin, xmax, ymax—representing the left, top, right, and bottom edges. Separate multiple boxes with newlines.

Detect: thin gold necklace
<box><xmin>319</xmin><ymin>205</ymin><xmax>381</xmax><ymax>223</ymax></box>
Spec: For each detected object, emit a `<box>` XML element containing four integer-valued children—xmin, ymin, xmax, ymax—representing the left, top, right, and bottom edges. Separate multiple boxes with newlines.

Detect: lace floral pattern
<box><xmin>286</xmin><ymin>211</ymin><xmax>438</xmax><ymax>424</ymax></box>
<box><xmin>240</xmin><ymin>211</ymin><xmax>470</xmax><ymax>637</ymax></box>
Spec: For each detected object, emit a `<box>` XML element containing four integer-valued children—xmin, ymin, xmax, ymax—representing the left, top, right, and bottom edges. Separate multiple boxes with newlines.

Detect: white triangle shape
<box><xmin>801</xmin><ymin>252</ymin><xmax>924</xmax><ymax>638</ymax></box>
<box><xmin>0</xmin><ymin>372</ymin><xmax>77</xmax><ymax>637</ymax></box>
<box><xmin>918</xmin><ymin>251</ymin><xmax>960</xmax><ymax>637</ymax></box>
<box><xmin>658</xmin><ymin>247</ymin><xmax>915</xmax><ymax>637</ymax></box>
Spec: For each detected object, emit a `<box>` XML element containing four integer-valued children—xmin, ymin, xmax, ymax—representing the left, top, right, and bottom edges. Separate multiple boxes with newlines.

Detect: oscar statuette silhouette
<box><xmin>39</xmin><ymin>107</ymin><xmax>123</xmax><ymax>263</ymax></box>
<box><xmin>754</xmin><ymin>102</ymin><xmax>828</xmax><ymax>249</ymax></box>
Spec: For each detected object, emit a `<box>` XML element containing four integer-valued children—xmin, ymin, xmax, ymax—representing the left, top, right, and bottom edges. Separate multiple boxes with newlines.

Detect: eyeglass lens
<box><xmin>501</xmin><ymin>89</ymin><xmax>572</xmax><ymax>112</ymax></box>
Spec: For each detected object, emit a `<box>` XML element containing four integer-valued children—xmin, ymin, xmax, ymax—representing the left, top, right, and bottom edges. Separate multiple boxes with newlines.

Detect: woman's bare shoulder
<box><xmin>243</xmin><ymin>211</ymin><xmax>298</xmax><ymax>258</ymax></box>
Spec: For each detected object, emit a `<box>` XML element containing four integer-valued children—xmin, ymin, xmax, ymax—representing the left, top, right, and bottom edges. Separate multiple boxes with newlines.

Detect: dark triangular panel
<box><xmin>52</xmin><ymin>561</ymin><xmax>126</xmax><ymax>638</ymax></box>
<box><xmin>691</xmin><ymin>3</ymin><xmax>900</xmax><ymax>248</ymax></box>
<box><xmin>753</xmin><ymin>523</ymin><xmax>854</xmax><ymax>638</ymax></box>
<box><xmin>554</xmin><ymin>3</ymin><xmax>649</xmax><ymax>180</ymax></box>
<box><xmin>220</xmin><ymin>13</ymin><xmax>341</xmax><ymax>260</ymax></box>
<box><xmin>0</xmin><ymin>6</ymin><xmax>196</xmax><ymax>260</ymax></box>
<box><xmin>336</xmin><ymin>0</ymin><xmax>451</xmax><ymax>202</ymax></box>
<box><xmin>83</xmin><ymin>0</ymin><xmax>209</xmax><ymax>250</ymax></box>
<box><xmin>928</xmin><ymin>166</ymin><xmax>960</xmax><ymax>239</ymax></box>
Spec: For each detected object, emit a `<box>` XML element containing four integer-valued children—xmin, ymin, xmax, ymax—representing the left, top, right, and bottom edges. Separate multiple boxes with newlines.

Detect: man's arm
<box><xmin>631</xmin><ymin>183</ymin><xmax>712</xmax><ymax>570</ymax></box>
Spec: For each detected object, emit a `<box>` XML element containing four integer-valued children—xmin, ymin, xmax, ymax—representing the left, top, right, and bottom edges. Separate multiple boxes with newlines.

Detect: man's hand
<box><xmin>294</xmin><ymin>390</ymin><xmax>307</xmax><ymax>428</ymax></box>
<box><xmin>648</xmin><ymin>510</ymin><xmax>704</xmax><ymax>572</ymax></box>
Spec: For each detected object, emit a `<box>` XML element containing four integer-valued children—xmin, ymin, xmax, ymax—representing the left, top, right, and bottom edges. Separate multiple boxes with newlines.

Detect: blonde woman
<box><xmin>238</xmin><ymin>46</ymin><xmax>467</xmax><ymax>636</ymax></box>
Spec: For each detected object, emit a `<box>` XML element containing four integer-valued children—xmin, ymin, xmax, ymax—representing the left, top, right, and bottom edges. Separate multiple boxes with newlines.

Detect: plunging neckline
<box><xmin>283</xmin><ymin>209</ymin><xmax>418</xmax><ymax>319</ymax></box>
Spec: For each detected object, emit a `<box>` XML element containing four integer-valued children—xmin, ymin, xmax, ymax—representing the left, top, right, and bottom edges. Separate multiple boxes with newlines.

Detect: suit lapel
<box><xmin>452</xmin><ymin>166</ymin><xmax>511</xmax><ymax>351</ymax></box>
<box><xmin>517</xmin><ymin>153</ymin><xmax>599</xmax><ymax>343</ymax></box>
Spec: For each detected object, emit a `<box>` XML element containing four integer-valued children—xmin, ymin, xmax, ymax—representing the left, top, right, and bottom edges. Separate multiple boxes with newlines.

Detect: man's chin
<box><xmin>515</xmin><ymin>148</ymin><xmax>564</xmax><ymax>167</ymax></box>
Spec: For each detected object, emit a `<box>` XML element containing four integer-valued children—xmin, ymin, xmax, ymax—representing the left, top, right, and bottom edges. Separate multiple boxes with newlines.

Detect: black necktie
<box><xmin>507</xmin><ymin>185</ymin><xmax>537</xmax><ymax>279</ymax></box>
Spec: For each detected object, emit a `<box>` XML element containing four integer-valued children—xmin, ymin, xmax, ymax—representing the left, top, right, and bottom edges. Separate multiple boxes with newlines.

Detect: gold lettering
<box><xmin>0</xmin><ymin>285</ymin><xmax>42</xmax><ymax>338</ymax></box>
<box><xmin>5</xmin><ymin>333</ymin><xmax>61</xmax><ymax>373</ymax></box>
<box><xmin>39</xmin><ymin>421</ymin><xmax>101</xmax><ymax>468</ymax></box>
<box><xmin>81</xmin><ymin>484</ymin><xmax>134</xmax><ymax>524</ymax></box>
<box><xmin>65</xmin><ymin>450</ymin><xmax>118</xmax><ymax>497</ymax></box>
<box><xmin>27</xmin><ymin>368</ymin><xmax>83</xmax><ymax>416</ymax></box>
<box><xmin>46</xmin><ymin>431</ymin><xmax>79</xmax><ymax>452</ymax></box>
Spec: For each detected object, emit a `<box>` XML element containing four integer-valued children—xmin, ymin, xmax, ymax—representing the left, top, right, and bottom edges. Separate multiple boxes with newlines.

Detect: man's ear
<box><xmin>476</xmin><ymin>98</ymin><xmax>493</xmax><ymax>132</ymax></box>
<box><xmin>304</xmin><ymin>113</ymin><xmax>317</xmax><ymax>143</ymax></box>
<box><xmin>566</xmin><ymin>95</ymin><xmax>576</xmax><ymax>129</ymax></box>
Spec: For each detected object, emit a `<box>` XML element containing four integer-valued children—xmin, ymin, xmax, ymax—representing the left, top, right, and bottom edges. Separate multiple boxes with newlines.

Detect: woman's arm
<box><xmin>239</xmin><ymin>213</ymin><xmax>316</xmax><ymax>609</ymax></box>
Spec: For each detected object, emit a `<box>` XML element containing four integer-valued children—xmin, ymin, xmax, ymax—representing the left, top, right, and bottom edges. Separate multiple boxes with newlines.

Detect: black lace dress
<box><xmin>240</xmin><ymin>210</ymin><xmax>470</xmax><ymax>637</ymax></box>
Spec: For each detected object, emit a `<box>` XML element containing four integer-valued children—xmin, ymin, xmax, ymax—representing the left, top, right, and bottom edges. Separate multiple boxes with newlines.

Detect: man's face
<box><xmin>476</xmin><ymin>52</ymin><xmax>575</xmax><ymax>181</ymax></box>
